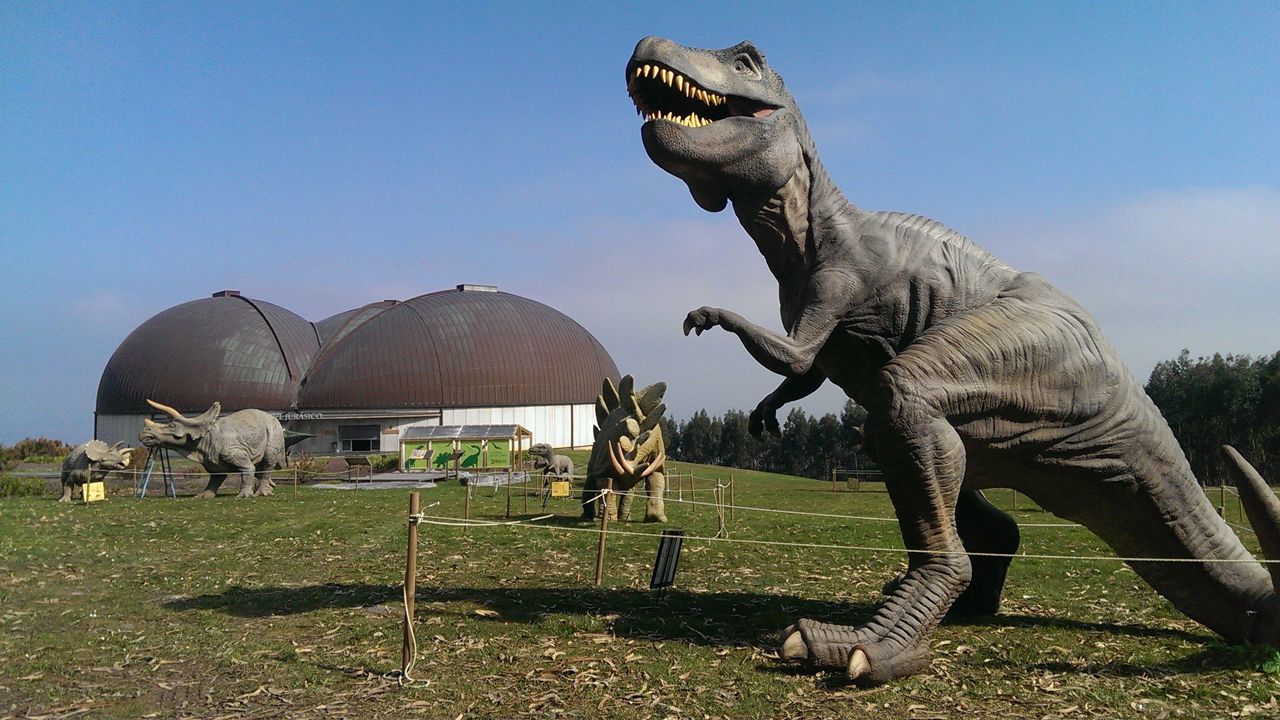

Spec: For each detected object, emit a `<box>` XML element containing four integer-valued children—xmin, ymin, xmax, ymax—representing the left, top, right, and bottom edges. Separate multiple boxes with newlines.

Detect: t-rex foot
<box><xmin>779</xmin><ymin>618</ymin><xmax>931</xmax><ymax>685</ymax></box>
<box><xmin>237</xmin><ymin>488</ymin><xmax>254</xmax><ymax>498</ymax></box>
<box><xmin>255</xmin><ymin>485</ymin><xmax>274</xmax><ymax>497</ymax></box>
<box><xmin>194</xmin><ymin>490</ymin><xmax>216</xmax><ymax>499</ymax></box>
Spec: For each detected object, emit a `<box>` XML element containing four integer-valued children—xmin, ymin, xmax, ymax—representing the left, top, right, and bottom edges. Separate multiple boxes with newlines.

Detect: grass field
<box><xmin>3</xmin><ymin>458</ymin><xmax>1279</xmax><ymax>719</ymax></box>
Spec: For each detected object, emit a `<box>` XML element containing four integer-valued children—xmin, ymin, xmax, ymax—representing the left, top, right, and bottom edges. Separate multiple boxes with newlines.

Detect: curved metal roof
<box><xmin>314</xmin><ymin>300</ymin><xmax>398</xmax><ymax>346</ymax></box>
<box><xmin>296</xmin><ymin>288</ymin><xmax>620</xmax><ymax>410</ymax></box>
<box><xmin>95</xmin><ymin>292</ymin><xmax>321</xmax><ymax>414</ymax></box>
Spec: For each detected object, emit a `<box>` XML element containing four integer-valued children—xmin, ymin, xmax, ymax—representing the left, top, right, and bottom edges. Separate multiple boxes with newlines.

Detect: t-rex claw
<box><xmin>780</xmin><ymin>628</ymin><xmax>807</xmax><ymax>662</ymax></box>
<box><xmin>847</xmin><ymin>648</ymin><xmax>871</xmax><ymax>679</ymax></box>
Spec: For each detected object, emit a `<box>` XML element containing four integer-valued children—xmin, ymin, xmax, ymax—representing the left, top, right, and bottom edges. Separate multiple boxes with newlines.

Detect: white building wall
<box><xmin>95</xmin><ymin>414</ymin><xmax>144</xmax><ymax>446</ymax></box>
<box><xmin>96</xmin><ymin>403</ymin><xmax>600</xmax><ymax>456</ymax></box>
<box><xmin>574</xmin><ymin>404</ymin><xmax>597</xmax><ymax>448</ymax></box>
<box><xmin>438</xmin><ymin>404</ymin><xmax>593</xmax><ymax>448</ymax></box>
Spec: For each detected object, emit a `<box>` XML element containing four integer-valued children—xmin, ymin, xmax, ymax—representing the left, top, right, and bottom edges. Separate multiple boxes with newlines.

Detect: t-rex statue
<box><xmin>626</xmin><ymin>36</ymin><xmax>1280</xmax><ymax>685</ymax></box>
<box><xmin>529</xmin><ymin>443</ymin><xmax>574</xmax><ymax>480</ymax></box>
<box><xmin>582</xmin><ymin>375</ymin><xmax>668</xmax><ymax>523</ymax></box>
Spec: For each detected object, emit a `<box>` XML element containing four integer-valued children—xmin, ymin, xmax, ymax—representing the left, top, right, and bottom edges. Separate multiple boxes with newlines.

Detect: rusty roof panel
<box><xmin>95</xmin><ymin>295</ymin><xmax>320</xmax><ymax>414</ymax></box>
<box><xmin>314</xmin><ymin>300</ymin><xmax>398</xmax><ymax>346</ymax></box>
<box><xmin>297</xmin><ymin>289</ymin><xmax>619</xmax><ymax>410</ymax></box>
<box><xmin>96</xmin><ymin>288</ymin><xmax>619</xmax><ymax>418</ymax></box>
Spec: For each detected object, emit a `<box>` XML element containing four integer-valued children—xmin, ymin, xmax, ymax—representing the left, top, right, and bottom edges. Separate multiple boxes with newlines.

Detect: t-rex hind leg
<box><xmin>949</xmin><ymin>489</ymin><xmax>1019</xmax><ymax>616</ymax></box>
<box><xmin>784</xmin><ymin>282</ymin><xmax>1104</xmax><ymax>684</ymax></box>
<box><xmin>881</xmin><ymin>489</ymin><xmax>1019</xmax><ymax>618</ymax></box>
<box><xmin>784</xmin><ymin>385</ymin><xmax>973</xmax><ymax>684</ymax></box>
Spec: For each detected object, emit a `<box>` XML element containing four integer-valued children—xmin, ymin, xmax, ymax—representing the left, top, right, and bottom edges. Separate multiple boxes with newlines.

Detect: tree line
<box><xmin>662</xmin><ymin>400</ymin><xmax>873</xmax><ymax>479</ymax></box>
<box><xmin>664</xmin><ymin>349</ymin><xmax>1280</xmax><ymax>485</ymax></box>
<box><xmin>1145</xmin><ymin>350</ymin><xmax>1280</xmax><ymax>485</ymax></box>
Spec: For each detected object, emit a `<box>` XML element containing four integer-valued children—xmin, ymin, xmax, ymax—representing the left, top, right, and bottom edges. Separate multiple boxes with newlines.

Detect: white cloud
<box><xmin>977</xmin><ymin>186</ymin><xmax>1280</xmax><ymax>383</ymax></box>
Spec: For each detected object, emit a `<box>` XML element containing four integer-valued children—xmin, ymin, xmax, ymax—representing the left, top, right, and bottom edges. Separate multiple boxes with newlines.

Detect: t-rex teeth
<box><xmin>675</xmin><ymin>75</ymin><xmax>684</xmax><ymax>92</ymax></box>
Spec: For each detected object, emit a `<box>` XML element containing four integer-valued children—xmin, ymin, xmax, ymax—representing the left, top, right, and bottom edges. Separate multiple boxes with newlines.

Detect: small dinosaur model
<box><xmin>626</xmin><ymin>36</ymin><xmax>1280</xmax><ymax>685</ymax></box>
<box><xmin>59</xmin><ymin>440</ymin><xmax>134</xmax><ymax>502</ymax></box>
<box><xmin>529</xmin><ymin>443</ymin><xmax>574</xmax><ymax>480</ymax></box>
<box><xmin>138</xmin><ymin>400</ymin><xmax>285</xmax><ymax>498</ymax></box>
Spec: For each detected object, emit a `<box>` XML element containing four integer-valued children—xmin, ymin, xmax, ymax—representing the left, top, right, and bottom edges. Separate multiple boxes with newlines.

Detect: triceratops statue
<box><xmin>138</xmin><ymin>399</ymin><xmax>285</xmax><ymax>498</ymax></box>
<box><xmin>582</xmin><ymin>375</ymin><xmax>668</xmax><ymax>522</ymax></box>
<box><xmin>59</xmin><ymin>440</ymin><xmax>134</xmax><ymax>502</ymax></box>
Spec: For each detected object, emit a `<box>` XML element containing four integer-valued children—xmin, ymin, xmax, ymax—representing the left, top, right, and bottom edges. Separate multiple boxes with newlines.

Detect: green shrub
<box><xmin>1</xmin><ymin>437</ymin><xmax>72</xmax><ymax>471</ymax></box>
<box><xmin>369</xmin><ymin>453</ymin><xmax>398</xmax><ymax>471</ymax></box>
<box><xmin>0</xmin><ymin>474</ymin><xmax>45</xmax><ymax>498</ymax></box>
<box><xmin>20</xmin><ymin>454</ymin><xmax>66</xmax><ymax>465</ymax></box>
<box><xmin>289</xmin><ymin>453</ymin><xmax>329</xmax><ymax>481</ymax></box>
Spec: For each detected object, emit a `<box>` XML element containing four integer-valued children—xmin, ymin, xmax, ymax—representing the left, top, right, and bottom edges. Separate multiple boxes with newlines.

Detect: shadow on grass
<box><xmin>165</xmin><ymin>583</ymin><xmax>874</xmax><ymax>646</ymax></box>
<box><xmin>979</xmin><ymin>642</ymin><xmax>1279</xmax><ymax>679</ymax></box>
<box><xmin>947</xmin><ymin>611</ymin><xmax>1205</xmax><ymax>642</ymax></box>
<box><xmin>161</xmin><ymin>582</ymin><xmax>1268</xmax><ymax>677</ymax></box>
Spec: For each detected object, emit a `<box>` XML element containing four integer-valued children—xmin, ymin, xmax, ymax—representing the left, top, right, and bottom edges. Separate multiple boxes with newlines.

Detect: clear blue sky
<box><xmin>2</xmin><ymin>1</ymin><xmax>1278</xmax><ymax>443</ymax></box>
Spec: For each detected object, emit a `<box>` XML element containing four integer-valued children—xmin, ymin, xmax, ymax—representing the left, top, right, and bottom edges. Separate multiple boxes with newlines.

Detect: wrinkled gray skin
<box><xmin>529</xmin><ymin>443</ymin><xmax>574</xmax><ymax>479</ymax></box>
<box><xmin>60</xmin><ymin>440</ymin><xmax>133</xmax><ymax>502</ymax></box>
<box><xmin>628</xmin><ymin>36</ymin><xmax>1280</xmax><ymax>685</ymax></box>
<box><xmin>138</xmin><ymin>400</ymin><xmax>285</xmax><ymax>498</ymax></box>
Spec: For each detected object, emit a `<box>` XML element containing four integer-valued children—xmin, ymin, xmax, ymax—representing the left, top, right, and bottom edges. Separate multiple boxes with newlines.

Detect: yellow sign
<box><xmin>550</xmin><ymin>480</ymin><xmax>571</xmax><ymax>498</ymax></box>
<box><xmin>82</xmin><ymin>481</ymin><xmax>106</xmax><ymax>503</ymax></box>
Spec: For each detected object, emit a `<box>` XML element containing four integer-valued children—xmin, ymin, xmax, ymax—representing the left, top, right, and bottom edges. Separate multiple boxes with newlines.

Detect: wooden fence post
<box><xmin>594</xmin><ymin>479</ymin><xmax>613</xmax><ymax>586</ymax></box>
<box><xmin>464</xmin><ymin>481</ymin><xmax>472</xmax><ymax>532</ymax></box>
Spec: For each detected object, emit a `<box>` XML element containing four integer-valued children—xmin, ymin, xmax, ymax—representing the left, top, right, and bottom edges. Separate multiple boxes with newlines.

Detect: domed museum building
<box><xmin>94</xmin><ymin>285</ymin><xmax>620</xmax><ymax>453</ymax></box>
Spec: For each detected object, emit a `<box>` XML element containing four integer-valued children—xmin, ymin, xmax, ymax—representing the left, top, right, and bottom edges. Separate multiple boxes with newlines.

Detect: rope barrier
<box><xmin>1226</xmin><ymin>520</ymin><xmax>1257</xmax><ymax>535</ymax></box>
<box><xmin>412</xmin><ymin>510</ymin><xmax>1280</xmax><ymax>565</ymax></box>
<box><xmin>394</xmin><ymin>581</ymin><xmax>424</xmax><ymax>687</ymax></box>
<box><xmin>415</xmin><ymin>513</ymin><xmax>554</xmax><ymax>528</ymax></box>
<box><xmin>608</xmin><ymin>487</ymin><xmax>1086</xmax><ymax>529</ymax></box>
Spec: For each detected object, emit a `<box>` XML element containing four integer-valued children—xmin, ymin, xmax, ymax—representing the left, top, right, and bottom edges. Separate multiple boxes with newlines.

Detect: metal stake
<box><xmin>402</xmin><ymin>492</ymin><xmax>420</xmax><ymax>675</ymax></box>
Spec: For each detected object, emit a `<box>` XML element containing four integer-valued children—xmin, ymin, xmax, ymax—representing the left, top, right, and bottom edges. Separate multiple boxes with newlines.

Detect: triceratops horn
<box><xmin>1222</xmin><ymin>445</ymin><xmax>1280</xmax><ymax>592</ymax></box>
<box><xmin>146</xmin><ymin>399</ymin><xmax>184</xmax><ymax>419</ymax></box>
<box><xmin>143</xmin><ymin>417</ymin><xmax>159</xmax><ymax>427</ymax></box>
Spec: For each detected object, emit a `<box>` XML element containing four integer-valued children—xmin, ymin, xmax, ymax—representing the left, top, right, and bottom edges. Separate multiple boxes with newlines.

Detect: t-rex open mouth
<box><xmin>627</xmin><ymin>62</ymin><xmax>778</xmax><ymax>128</ymax></box>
